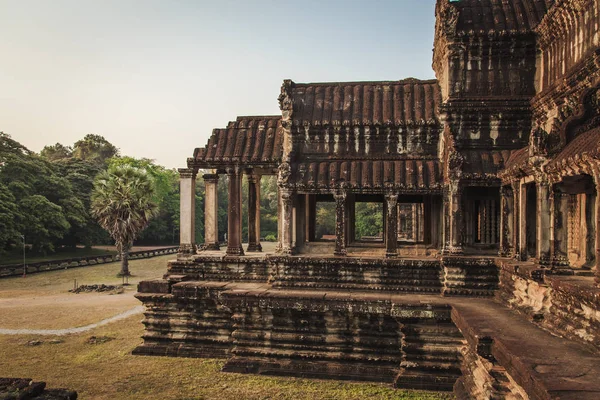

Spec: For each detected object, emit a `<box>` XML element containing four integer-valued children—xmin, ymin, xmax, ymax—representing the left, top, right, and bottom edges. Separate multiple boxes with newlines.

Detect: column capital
<box><xmin>384</xmin><ymin>192</ymin><xmax>399</xmax><ymax>207</ymax></box>
<box><xmin>500</xmin><ymin>185</ymin><xmax>514</xmax><ymax>197</ymax></box>
<box><xmin>178</xmin><ymin>168</ymin><xmax>197</xmax><ymax>179</ymax></box>
<box><xmin>203</xmin><ymin>173</ymin><xmax>219</xmax><ymax>183</ymax></box>
<box><xmin>333</xmin><ymin>191</ymin><xmax>347</xmax><ymax>203</ymax></box>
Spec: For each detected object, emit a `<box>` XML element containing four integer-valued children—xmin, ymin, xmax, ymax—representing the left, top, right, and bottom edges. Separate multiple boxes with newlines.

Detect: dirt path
<box><xmin>0</xmin><ymin>306</ymin><xmax>144</xmax><ymax>335</ymax></box>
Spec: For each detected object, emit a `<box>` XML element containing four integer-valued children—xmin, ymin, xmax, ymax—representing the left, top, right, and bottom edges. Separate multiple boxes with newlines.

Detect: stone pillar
<box><xmin>178</xmin><ymin>168</ymin><xmax>197</xmax><ymax>255</ymax></box>
<box><xmin>280</xmin><ymin>188</ymin><xmax>294</xmax><ymax>255</ymax></box>
<box><xmin>594</xmin><ymin>176</ymin><xmax>600</xmax><ymax>284</ymax></box>
<box><xmin>511</xmin><ymin>181</ymin><xmax>520</xmax><ymax>259</ymax></box>
<box><xmin>536</xmin><ymin>182</ymin><xmax>551</xmax><ymax>264</ymax></box>
<box><xmin>551</xmin><ymin>185</ymin><xmax>569</xmax><ymax>267</ymax></box>
<box><xmin>203</xmin><ymin>173</ymin><xmax>220</xmax><ymax>251</ymax></box>
<box><xmin>518</xmin><ymin>181</ymin><xmax>528</xmax><ymax>261</ymax></box>
<box><xmin>276</xmin><ymin>187</ymin><xmax>283</xmax><ymax>252</ymax></box>
<box><xmin>499</xmin><ymin>186</ymin><xmax>513</xmax><ymax>256</ymax></box>
<box><xmin>226</xmin><ymin>168</ymin><xmax>244</xmax><ymax>256</ymax></box>
<box><xmin>334</xmin><ymin>191</ymin><xmax>347</xmax><ymax>256</ymax></box>
<box><xmin>443</xmin><ymin>181</ymin><xmax>463</xmax><ymax>254</ymax></box>
<box><xmin>294</xmin><ymin>194</ymin><xmax>306</xmax><ymax>249</ymax></box>
<box><xmin>385</xmin><ymin>193</ymin><xmax>399</xmax><ymax>258</ymax></box>
<box><xmin>246</xmin><ymin>174</ymin><xmax>262</xmax><ymax>252</ymax></box>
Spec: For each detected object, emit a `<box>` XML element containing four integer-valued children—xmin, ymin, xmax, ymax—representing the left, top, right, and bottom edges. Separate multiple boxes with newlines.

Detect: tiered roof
<box><xmin>289</xmin><ymin>79</ymin><xmax>441</xmax><ymax>127</ymax></box>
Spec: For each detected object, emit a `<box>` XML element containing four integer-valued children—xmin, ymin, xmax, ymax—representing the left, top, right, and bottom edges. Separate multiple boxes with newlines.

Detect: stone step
<box><xmin>222</xmin><ymin>356</ymin><xmax>400</xmax><ymax>383</ymax></box>
<box><xmin>395</xmin><ymin>370</ymin><xmax>460</xmax><ymax>392</ymax></box>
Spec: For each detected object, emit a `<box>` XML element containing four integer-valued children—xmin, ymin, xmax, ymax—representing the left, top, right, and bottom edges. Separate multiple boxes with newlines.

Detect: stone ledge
<box><xmin>451</xmin><ymin>299</ymin><xmax>600</xmax><ymax>400</ymax></box>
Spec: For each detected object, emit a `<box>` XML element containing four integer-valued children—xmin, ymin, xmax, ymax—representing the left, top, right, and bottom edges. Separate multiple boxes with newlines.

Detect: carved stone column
<box><xmin>226</xmin><ymin>168</ymin><xmax>244</xmax><ymax>256</ymax></box>
<box><xmin>276</xmin><ymin>187</ymin><xmax>282</xmax><ymax>252</ymax></box>
<box><xmin>203</xmin><ymin>173</ymin><xmax>220</xmax><ymax>251</ymax></box>
<box><xmin>518</xmin><ymin>181</ymin><xmax>528</xmax><ymax>261</ymax></box>
<box><xmin>305</xmin><ymin>194</ymin><xmax>316</xmax><ymax>243</ymax></box>
<box><xmin>551</xmin><ymin>186</ymin><xmax>569</xmax><ymax>267</ymax></box>
<box><xmin>499</xmin><ymin>186</ymin><xmax>513</xmax><ymax>257</ymax></box>
<box><xmin>334</xmin><ymin>191</ymin><xmax>348</xmax><ymax>256</ymax></box>
<box><xmin>178</xmin><ymin>168</ymin><xmax>197</xmax><ymax>255</ymax></box>
<box><xmin>385</xmin><ymin>193</ymin><xmax>399</xmax><ymax>258</ymax></box>
<box><xmin>594</xmin><ymin>176</ymin><xmax>600</xmax><ymax>285</ymax></box>
<box><xmin>443</xmin><ymin>181</ymin><xmax>463</xmax><ymax>254</ymax></box>
<box><xmin>246</xmin><ymin>173</ymin><xmax>262</xmax><ymax>252</ymax></box>
<box><xmin>537</xmin><ymin>181</ymin><xmax>551</xmax><ymax>264</ymax></box>
<box><xmin>511</xmin><ymin>181</ymin><xmax>521</xmax><ymax>259</ymax></box>
<box><xmin>280</xmin><ymin>189</ymin><xmax>294</xmax><ymax>255</ymax></box>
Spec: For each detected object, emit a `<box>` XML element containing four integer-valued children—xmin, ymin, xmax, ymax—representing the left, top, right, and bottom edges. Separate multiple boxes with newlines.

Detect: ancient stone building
<box><xmin>135</xmin><ymin>0</ymin><xmax>600</xmax><ymax>398</ymax></box>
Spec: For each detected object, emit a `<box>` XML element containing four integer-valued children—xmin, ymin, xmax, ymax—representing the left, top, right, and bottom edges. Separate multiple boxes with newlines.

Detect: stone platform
<box><xmin>134</xmin><ymin>252</ymin><xmax>600</xmax><ymax>398</ymax></box>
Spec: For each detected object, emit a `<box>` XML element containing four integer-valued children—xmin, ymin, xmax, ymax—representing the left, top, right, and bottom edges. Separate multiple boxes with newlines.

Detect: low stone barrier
<box><xmin>0</xmin><ymin>247</ymin><xmax>178</xmax><ymax>279</ymax></box>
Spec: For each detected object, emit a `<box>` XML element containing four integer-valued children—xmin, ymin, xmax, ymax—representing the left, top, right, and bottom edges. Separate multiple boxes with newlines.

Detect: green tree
<box><xmin>0</xmin><ymin>133</ymin><xmax>87</xmax><ymax>254</ymax></box>
<box><xmin>91</xmin><ymin>165</ymin><xmax>158</xmax><ymax>276</ymax></box>
<box><xmin>0</xmin><ymin>183</ymin><xmax>22</xmax><ymax>255</ymax></box>
<box><xmin>40</xmin><ymin>143</ymin><xmax>73</xmax><ymax>161</ymax></box>
<box><xmin>107</xmin><ymin>157</ymin><xmax>182</xmax><ymax>245</ymax></box>
<box><xmin>73</xmin><ymin>134</ymin><xmax>119</xmax><ymax>166</ymax></box>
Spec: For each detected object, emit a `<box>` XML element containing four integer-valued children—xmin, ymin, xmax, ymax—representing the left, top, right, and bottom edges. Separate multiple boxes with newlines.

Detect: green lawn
<box><xmin>1</xmin><ymin>247</ymin><xmax>116</xmax><ymax>265</ymax></box>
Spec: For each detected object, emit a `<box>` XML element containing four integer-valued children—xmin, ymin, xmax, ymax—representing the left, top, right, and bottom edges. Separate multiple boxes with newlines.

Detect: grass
<box><xmin>0</xmin><ymin>255</ymin><xmax>453</xmax><ymax>399</ymax></box>
<box><xmin>1</xmin><ymin>247</ymin><xmax>117</xmax><ymax>265</ymax></box>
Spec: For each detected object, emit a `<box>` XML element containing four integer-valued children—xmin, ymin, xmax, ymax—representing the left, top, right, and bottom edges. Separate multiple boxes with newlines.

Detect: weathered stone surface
<box><xmin>0</xmin><ymin>378</ymin><xmax>77</xmax><ymax>400</ymax></box>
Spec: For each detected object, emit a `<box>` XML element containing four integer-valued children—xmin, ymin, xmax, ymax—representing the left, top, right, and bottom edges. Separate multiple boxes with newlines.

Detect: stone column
<box><xmin>334</xmin><ymin>191</ymin><xmax>348</xmax><ymax>256</ymax></box>
<box><xmin>203</xmin><ymin>173</ymin><xmax>220</xmax><ymax>251</ymax></box>
<box><xmin>226</xmin><ymin>168</ymin><xmax>244</xmax><ymax>256</ymax></box>
<box><xmin>519</xmin><ymin>181</ymin><xmax>528</xmax><ymax>261</ymax></box>
<box><xmin>594</xmin><ymin>176</ymin><xmax>600</xmax><ymax>284</ymax></box>
<box><xmin>385</xmin><ymin>193</ymin><xmax>399</xmax><ymax>258</ymax></box>
<box><xmin>499</xmin><ymin>186</ymin><xmax>513</xmax><ymax>256</ymax></box>
<box><xmin>280</xmin><ymin>188</ymin><xmax>294</xmax><ymax>255</ymax></box>
<box><xmin>246</xmin><ymin>173</ymin><xmax>262</xmax><ymax>252</ymax></box>
<box><xmin>536</xmin><ymin>181</ymin><xmax>551</xmax><ymax>264</ymax></box>
<box><xmin>276</xmin><ymin>187</ymin><xmax>283</xmax><ymax>252</ymax></box>
<box><xmin>511</xmin><ymin>181</ymin><xmax>520</xmax><ymax>259</ymax></box>
<box><xmin>178</xmin><ymin>168</ymin><xmax>197</xmax><ymax>255</ymax></box>
<box><xmin>551</xmin><ymin>185</ymin><xmax>569</xmax><ymax>267</ymax></box>
<box><xmin>443</xmin><ymin>181</ymin><xmax>463</xmax><ymax>254</ymax></box>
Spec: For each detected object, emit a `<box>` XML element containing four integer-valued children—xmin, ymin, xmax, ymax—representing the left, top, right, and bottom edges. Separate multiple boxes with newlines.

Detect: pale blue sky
<box><xmin>0</xmin><ymin>0</ymin><xmax>436</xmax><ymax>168</ymax></box>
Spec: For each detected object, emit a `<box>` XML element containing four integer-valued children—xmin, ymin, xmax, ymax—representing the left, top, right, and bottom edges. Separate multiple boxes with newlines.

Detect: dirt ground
<box><xmin>0</xmin><ymin>255</ymin><xmax>450</xmax><ymax>400</ymax></box>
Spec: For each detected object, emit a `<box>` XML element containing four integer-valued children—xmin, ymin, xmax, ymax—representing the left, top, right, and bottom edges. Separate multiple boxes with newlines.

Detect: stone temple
<box><xmin>135</xmin><ymin>0</ymin><xmax>600</xmax><ymax>398</ymax></box>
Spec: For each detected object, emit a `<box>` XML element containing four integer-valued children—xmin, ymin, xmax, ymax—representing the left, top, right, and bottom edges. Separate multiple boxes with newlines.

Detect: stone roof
<box><xmin>452</xmin><ymin>0</ymin><xmax>553</xmax><ymax>34</ymax></box>
<box><xmin>547</xmin><ymin>127</ymin><xmax>600</xmax><ymax>170</ymax></box>
<box><xmin>294</xmin><ymin>159</ymin><xmax>442</xmax><ymax>192</ymax></box>
<box><xmin>194</xmin><ymin>116</ymin><xmax>283</xmax><ymax>167</ymax></box>
<box><xmin>288</xmin><ymin>79</ymin><xmax>441</xmax><ymax>128</ymax></box>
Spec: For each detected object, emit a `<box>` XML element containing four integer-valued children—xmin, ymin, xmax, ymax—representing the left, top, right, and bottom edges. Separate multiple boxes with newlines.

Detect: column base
<box><xmin>550</xmin><ymin>255</ymin><xmax>570</xmax><ymax>267</ymax></box>
<box><xmin>441</xmin><ymin>246</ymin><xmax>463</xmax><ymax>255</ymax></box>
<box><xmin>203</xmin><ymin>242</ymin><xmax>220</xmax><ymax>251</ymax></box>
<box><xmin>226</xmin><ymin>246</ymin><xmax>245</xmax><ymax>256</ymax></box>
<box><xmin>178</xmin><ymin>243</ymin><xmax>197</xmax><ymax>256</ymax></box>
<box><xmin>385</xmin><ymin>251</ymin><xmax>398</xmax><ymax>258</ymax></box>
<box><xmin>279</xmin><ymin>246</ymin><xmax>294</xmax><ymax>255</ymax></box>
<box><xmin>538</xmin><ymin>255</ymin><xmax>552</xmax><ymax>266</ymax></box>
<box><xmin>334</xmin><ymin>249</ymin><xmax>347</xmax><ymax>257</ymax></box>
<box><xmin>247</xmin><ymin>243</ymin><xmax>262</xmax><ymax>252</ymax></box>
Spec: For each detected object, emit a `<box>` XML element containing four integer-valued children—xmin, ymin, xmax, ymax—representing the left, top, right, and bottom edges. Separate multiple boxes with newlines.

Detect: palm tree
<box><xmin>91</xmin><ymin>165</ymin><xmax>158</xmax><ymax>276</ymax></box>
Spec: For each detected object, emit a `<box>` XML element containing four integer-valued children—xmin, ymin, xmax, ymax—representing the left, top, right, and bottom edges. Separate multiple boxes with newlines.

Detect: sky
<box><xmin>0</xmin><ymin>0</ymin><xmax>437</xmax><ymax>169</ymax></box>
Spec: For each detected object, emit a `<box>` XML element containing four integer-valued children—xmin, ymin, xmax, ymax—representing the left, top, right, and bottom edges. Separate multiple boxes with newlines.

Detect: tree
<box><xmin>40</xmin><ymin>143</ymin><xmax>73</xmax><ymax>161</ymax></box>
<box><xmin>73</xmin><ymin>134</ymin><xmax>119</xmax><ymax>166</ymax></box>
<box><xmin>91</xmin><ymin>165</ymin><xmax>158</xmax><ymax>276</ymax></box>
<box><xmin>107</xmin><ymin>157</ymin><xmax>181</xmax><ymax>245</ymax></box>
<box><xmin>0</xmin><ymin>133</ymin><xmax>87</xmax><ymax>254</ymax></box>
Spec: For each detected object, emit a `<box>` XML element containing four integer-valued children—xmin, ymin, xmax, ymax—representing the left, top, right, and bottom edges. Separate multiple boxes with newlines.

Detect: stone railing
<box><xmin>0</xmin><ymin>247</ymin><xmax>178</xmax><ymax>279</ymax></box>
